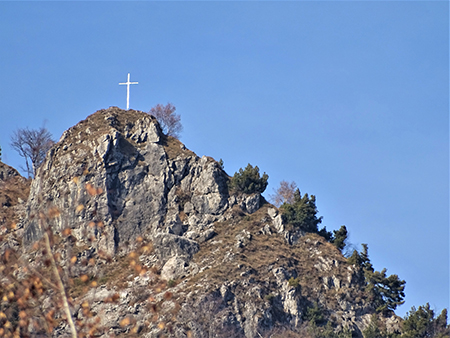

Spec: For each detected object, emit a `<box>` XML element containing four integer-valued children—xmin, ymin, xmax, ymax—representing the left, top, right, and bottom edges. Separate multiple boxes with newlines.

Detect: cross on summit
<box><xmin>119</xmin><ymin>73</ymin><xmax>138</xmax><ymax>110</ymax></box>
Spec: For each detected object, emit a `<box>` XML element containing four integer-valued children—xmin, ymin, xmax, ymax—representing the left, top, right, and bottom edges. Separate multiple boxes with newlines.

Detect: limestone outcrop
<box><xmin>5</xmin><ymin>107</ymin><xmax>402</xmax><ymax>338</ymax></box>
<box><xmin>0</xmin><ymin>161</ymin><xmax>29</xmax><ymax>229</ymax></box>
<box><xmin>23</xmin><ymin>107</ymin><xmax>233</xmax><ymax>257</ymax></box>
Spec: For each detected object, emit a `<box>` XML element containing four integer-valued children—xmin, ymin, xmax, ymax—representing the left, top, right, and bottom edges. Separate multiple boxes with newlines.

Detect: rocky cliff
<box><xmin>0</xmin><ymin>161</ymin><xmax>29</xmax><ymax>228</ymax></box>
<box><xmin>3</xmin><ymin>107</ymin><xmax>402</xmax><ymax>338</ymax></box>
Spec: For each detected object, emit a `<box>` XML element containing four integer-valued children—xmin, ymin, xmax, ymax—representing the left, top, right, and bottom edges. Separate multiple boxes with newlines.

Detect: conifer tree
<box><xmin>402</xmin><ymin>304</ymin><xmax>450</xmax><ymax>338</ymax></box>
<box><xmin>348</xmin><ymin>244</ymin><xmax>405</xmax><ymax>314</ymax></box>
<box><xmin>229</xmin><ymin>163</ymin><xmax>269</xmax><ymax>194</ymax></box>
<box><xmin>280</xmin><ymin>189</ymin><xmax>323</xmax><ymax>232</ymax></box>
<box><xmin>332</xmin><ymin>225</ymin><xmax>348</xmax><ymax>251</ymax></box>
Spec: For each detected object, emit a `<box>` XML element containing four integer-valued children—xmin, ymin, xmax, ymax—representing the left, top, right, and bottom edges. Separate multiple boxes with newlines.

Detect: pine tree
<box><xmin>402</xmin><ymin>304</ymin><xmax>450</xmax><ymax>338</ymax></box>
<box><xmin>332</xmin><ymin>225</ymin><xmax>348</xmax><ymax>251</ymax></box>
<box><xmin>229</xmin><ymin>163</ymin><xmax>269</xmax><ymax>194</ymax></box>
<box><xmin>280</xmin><ymin>189</ymin><xmax>323</xmax><ymax>232</ymax></box>
<box><xmin>348</xmin><ymin>244</ymin><xmax>405</xmax><ymax>314</ymax></box>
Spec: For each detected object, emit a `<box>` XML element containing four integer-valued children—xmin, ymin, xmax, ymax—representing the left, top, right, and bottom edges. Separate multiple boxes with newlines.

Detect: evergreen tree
<box><xmin>229</xmin><ymin>163</ymin><xmax>269</xmax><ymax>194</ymax></box>
<box><xmin>347</xmin><ymin>249</ymin><xmax>364</xmax><ymax>266</ymax></box>
<box><xmin>348</xmin><ymin>244</ymin><xmax>405</xmax><ymax>314</ymax></box>
<box><xmin>280</xmin><ymin>189</ymin><xmax>323</xmax><ymax>232</ymax></box>
<box><xmin>402</xmin><ymin>304</ymin><xmax>450</xmax><ymax>338</ymax></box>
<box><xmin>332</xmin><ymin>225</ymin><xmax>348</xmax><ymax>251</ymax></box>
<box><xmin>365</xmin><ymin>268</ymin><xmax>405</xmax><ymax>313</ymax></box>
<box><xmin>360</xmin><ymin>243</ymin><xmax>374</xmax><ymax>273</ymax></box>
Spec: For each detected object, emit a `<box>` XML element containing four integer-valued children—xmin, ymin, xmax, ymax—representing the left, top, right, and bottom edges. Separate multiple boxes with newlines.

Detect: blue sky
<box><xmin>0</xmin><ymin>1</ymin><xmax>448</xmax><ymax>317</ymax></box>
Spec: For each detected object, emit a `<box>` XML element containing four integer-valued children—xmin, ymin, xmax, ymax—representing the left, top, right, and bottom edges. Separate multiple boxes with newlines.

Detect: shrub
<box><xmin>362</xmin><ymin>314</ymin><xmax>383</xmax><ymax>338</ymax></box>
<box><xmin>149</xmin><ymin>103</ymin><xmax>182</xmax><ymax>139</ymax></box>
<box><xmin>280</xmin><ymin>189</ymin><xmax>323</xmax><ymax>233</ymax></box>
<box><xmin>265</xmin><ymin>293</ymin><xmax>275</xmax><ymax>302</ymax></box>
<box><xmin>288</xmin><ymin>277</ymin><xmax>300</xmax><ymax>288</ymax></box>
<box><xmin>332</xmin><ymin>225</ymin><xmax>348</xmax><ymax>251</ymax></box>
<box><xmin>402</xmin><ymin>303</ymin><xmax>449</xmax><ymax>338</ymax></box>
<box><xmin>269</xmin><ymin>180</ymin><xmax>297</xmax><ymax>207</ymax></box>
<box><xmin>229</xmin><ymin>163</ymin><xmax>268</xmax><ymax>194</ymax></box>
<box><xmin>304</xmin><ymin>302</ymin><xmax>325</xmax><ymax>326</ymax></box>
<box><xmin>218</xmin><ymin>159</ymin><xmax>225</xmax><ymax>171</ymax></box>
<box><xmin>308</xmin><ymin>321</ymin><xmax>352</xmax><ymax>338</ymax></box>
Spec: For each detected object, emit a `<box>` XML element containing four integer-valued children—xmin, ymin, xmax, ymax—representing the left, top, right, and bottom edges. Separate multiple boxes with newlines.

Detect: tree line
<box><xmin>228</xmin><ymin>168</ymin><xmax>448</xmax><ymax>337</ymax></box>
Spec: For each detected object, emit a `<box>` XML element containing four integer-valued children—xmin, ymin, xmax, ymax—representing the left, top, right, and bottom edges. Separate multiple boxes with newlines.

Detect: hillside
<box><xmin>0</xmin><ymin>107</ymin><xmax>447</xmax><ymax>338</ymax></box>
<box><xmin>0</xmin><ymin>162</ymin><xmax>30</xmax><ymax>228</ymax></box>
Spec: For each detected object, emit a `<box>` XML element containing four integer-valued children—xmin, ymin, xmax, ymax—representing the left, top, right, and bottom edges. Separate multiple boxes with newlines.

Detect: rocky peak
<box><xmin>7</xmin><ymin>108</ymin><xmax>404</xmax><ymax>337</ymax></box>
<box><xmin>23</xmin><ymin>107</ymin><xmax>241</xmax><ymax>257</ymax></box>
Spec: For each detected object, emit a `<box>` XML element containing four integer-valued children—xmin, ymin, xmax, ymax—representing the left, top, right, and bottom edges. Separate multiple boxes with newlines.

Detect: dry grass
<box><xmin>185</xmin><ymin>203</ymin><xmax>359</xmax><ymax>313</ymax></box>
<box><xmin>160</xmin><ymin>134</ymin><xmax>195</xmax><ymax>160</ymax></box>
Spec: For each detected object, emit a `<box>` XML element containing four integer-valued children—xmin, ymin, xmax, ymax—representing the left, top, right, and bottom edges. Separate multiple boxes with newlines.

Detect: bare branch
<box><xmin>42</xmin><ymin>225</ymin><xmax>78</xmax><ymax>338</ymax></box>
<box><xmin>269</xmin><ymin>180</ymin><xmax>298</xmax><ymax>207</ymax></box>
<box><xmin>149</xmin><ymin>103</ymin><xmax>183</xmax><ymax>139</ymax></box>
<box><xmin>10</xmin><ymin>126</ymin><xmax>54</xmax><ymax>178</ymax></box>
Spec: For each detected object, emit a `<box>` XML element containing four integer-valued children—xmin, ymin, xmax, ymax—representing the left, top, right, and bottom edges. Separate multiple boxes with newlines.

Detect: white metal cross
<box><xmin>119</xmin><ymin>73</ymin><xmax>138</xmax><ymax>110</ymax></box>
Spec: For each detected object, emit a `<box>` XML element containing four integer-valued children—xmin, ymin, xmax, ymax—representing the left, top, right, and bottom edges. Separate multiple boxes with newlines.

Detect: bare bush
<box><xmin>269</xmin><ymin>180</ymin><xmax>297</xmax><ymax>207</ymax></box>
<box><xmin>149</xmin><ymin>103</ymin><xmax>183</xmax><ymax>139</ymax></box>
<box><xmin>10</xmin><ymin>127</ymin><xmax>55</xmax><ymax>178</ymax></box>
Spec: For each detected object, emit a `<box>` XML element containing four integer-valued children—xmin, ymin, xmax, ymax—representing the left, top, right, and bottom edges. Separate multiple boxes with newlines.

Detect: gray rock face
<box><xmin>15</xmin><ymin>108</ymin><xmax>402</xmax><ymax>338</ymax></box>
<box><xmin>0</xmin><ymin>162</ymin><xmax>21</xmax><ymax>182</ymax></box>
<box><xmin>22</xmin><ymin>108</ymin><xmax>232</xmax><ymax>258</ymax></box>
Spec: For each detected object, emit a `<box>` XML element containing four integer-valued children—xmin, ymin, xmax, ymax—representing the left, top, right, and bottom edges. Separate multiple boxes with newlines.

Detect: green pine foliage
<box><xmin>347</xmin><ymin>249</ymin><xmax>364</xmax><ymax>266</ymax></box>
<box><xmin>218</xmin><ymin>158</ymin><xmax>225</xmax><ymax>171</ymax></box>
<box><xmin>402</xmin><ymin>304</ymin><xmax>450</xmax><ymax>338</ymax></box>
<box><xmin>288</xmin><ymin>277</ymin><xmax>300</xmax><ymax>288</ymax></box>
<box><xmin>304</xmin><ymin>302</ymin><xmax>326</xmax><ymax>326</ymax></box>
<box><xmin>347</xmin><ymin>244</ymin><xmax>405</xmax><ymax>314</ymax></box>
<box><xmin>332</xmin><ymin>225</ymin><xmax>348</xmax><ymax>251</ymax></box>
<box><xmin>280</xmin><ymin>189</ymin><xmax>323</xmax><ymax>233</ymax></box>
<box><xmin>365</xmin><ymin>269</ymin><xmax>406</xmax><ymax>313</ymax></box>
<box><xmin>229</xmin><ymin>163</ymin><xmax>269</xmax><ymax>194</ymax></box>
<box><xmin>0</xmin><ymin>144</ymin><xmax>2</xmax><ymax>161</ymax></box>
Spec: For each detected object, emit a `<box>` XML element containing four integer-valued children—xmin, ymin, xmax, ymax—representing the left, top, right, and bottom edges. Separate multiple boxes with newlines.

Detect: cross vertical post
<box><xmin>119</xmin><ymin>73</ymin><xmax>138</xmax><ymax>110</ymax></box>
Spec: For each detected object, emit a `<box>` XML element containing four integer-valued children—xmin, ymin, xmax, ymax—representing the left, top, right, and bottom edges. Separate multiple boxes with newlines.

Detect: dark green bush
<box><xmin>304</xmin><ymin>302</ymin><xmax>325</xmax><ymax>326</ymax></box>
<box><xmin>229</xmin><ymin>163</ymin><xmax>268</xmax><ymax>194</ymax></box>
<box><xmin>288</xmin><ymin>277</ymin><xmax>300</xmax><ymax>288</ymax></box>
<box><xmin>402</xmin><ymin>304</ymin><xmax>449</xmax><ymax>338</ymax></box>
<box><xmin>332</xmin><ymin>225</ymin><xmax>348</xmax><ymax>251</ymax></box>
<box><xmin>280</xmin><ymin>189</ymin><xmax>323</xmax><ymax>233</ymax></box>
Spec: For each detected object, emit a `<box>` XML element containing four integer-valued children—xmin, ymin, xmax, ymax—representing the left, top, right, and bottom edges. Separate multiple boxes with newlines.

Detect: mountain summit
<box><xmin>3</xmin><ymin>108</ymin><xmax>408</xmax><ymax>337</ymax></box>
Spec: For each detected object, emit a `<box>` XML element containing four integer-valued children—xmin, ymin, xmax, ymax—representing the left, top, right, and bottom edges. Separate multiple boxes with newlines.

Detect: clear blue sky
<box><xmin>0</xmin><ymin>1</ymin><xmax>448</xmax><ymax>317</ymax></box>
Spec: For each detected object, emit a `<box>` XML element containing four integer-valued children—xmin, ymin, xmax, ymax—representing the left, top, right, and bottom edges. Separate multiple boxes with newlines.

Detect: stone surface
<box><xmin>5</xmin><ymin>108</ymin><xmax>404</xmax><ymax>338</ymax></box>
<box><xmin>22</xmin><ymin>108</ymin><xmax>232</xmax><ymax>261</ymax></box>
<box><xmin>161</xmin><ymin>256</ymin><xmax>188</xmax><ymax>280</ymax></box>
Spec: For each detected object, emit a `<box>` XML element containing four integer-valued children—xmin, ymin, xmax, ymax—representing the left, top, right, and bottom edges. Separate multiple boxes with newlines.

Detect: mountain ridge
<box><xmin>0</xmin><ymin>107</ymin><xmax>444</xmax><ymax>337</ymax></box>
